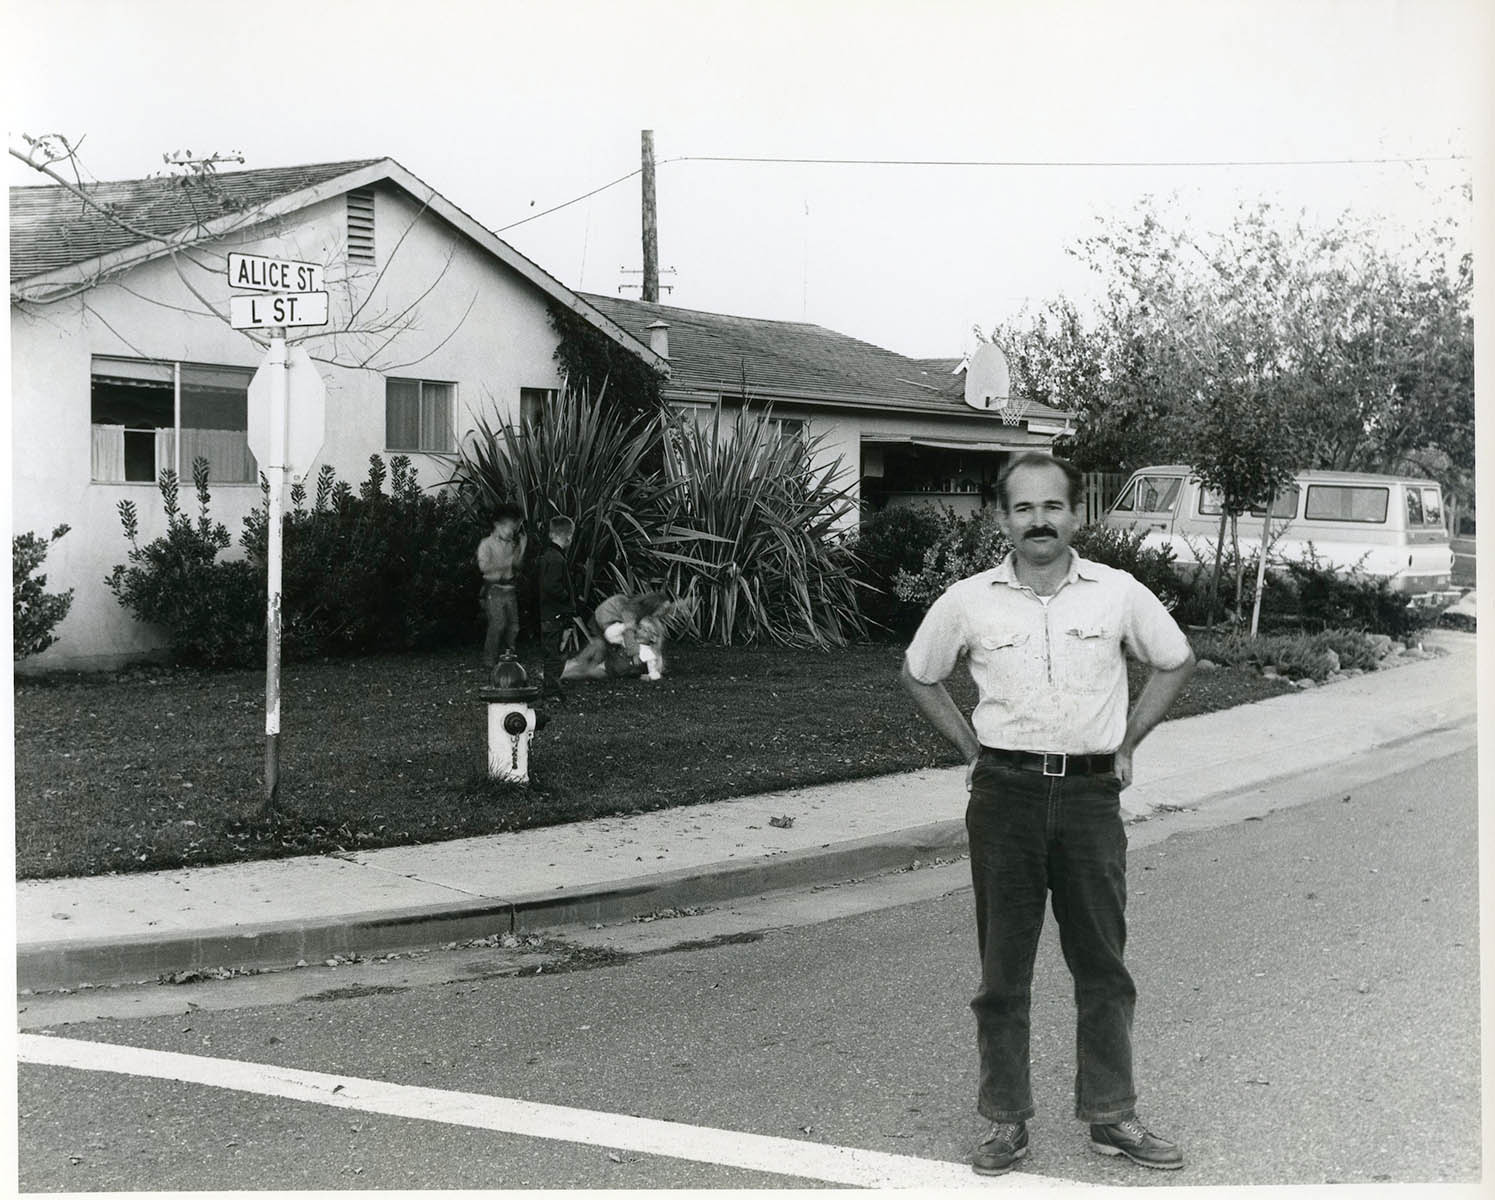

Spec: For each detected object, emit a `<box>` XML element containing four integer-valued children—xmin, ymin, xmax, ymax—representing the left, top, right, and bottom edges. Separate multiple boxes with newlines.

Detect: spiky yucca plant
<box><xmin>641</xmin><ymin>406</ymin><xmax>867</xmax><ymax>647</ymax></box>
<box><xmin>447</xmin><ymin>383</ymin><xmax>676</xmax><ymax>609</ymax></box>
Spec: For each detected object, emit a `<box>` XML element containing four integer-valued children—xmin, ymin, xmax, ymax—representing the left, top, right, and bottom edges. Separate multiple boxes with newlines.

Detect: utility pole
<box><xmin>641</xmin><ymin>130</ymin><xmax>659</xmax><ymax>302</ymax></box>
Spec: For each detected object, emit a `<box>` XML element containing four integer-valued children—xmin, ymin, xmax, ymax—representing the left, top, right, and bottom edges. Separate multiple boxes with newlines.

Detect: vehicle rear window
<box><xmin>1198</xmin><ymin>485</ymin><xmax>1299</xmax><ymax>518</ymax></box>
<box><xmin>1405</xmin><ymin>487</ymin><xmax>1424</xmax><ymax>525</ymax></box>
<box><xmin>1418</xmin><ymin>487</ymin><xmax>1443</xmax><ymax>527</ymax></box>
<box><xmin>1304</xmin><ymin>485</ymin><xmax>1389</xmax><ymax>523</ymax></box>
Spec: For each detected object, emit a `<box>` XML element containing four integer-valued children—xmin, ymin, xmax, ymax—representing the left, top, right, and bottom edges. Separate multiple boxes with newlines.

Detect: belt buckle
<box><xmin>1042</xmin><ymin>752</ymin><xmax>1067</xmax><ymax>777</ymax></box>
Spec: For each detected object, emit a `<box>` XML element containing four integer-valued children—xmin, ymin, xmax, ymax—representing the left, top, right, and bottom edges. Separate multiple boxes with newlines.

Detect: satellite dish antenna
<box><xmin>963</xmin><ymin>342</ymin><xmax>1011</xmax><ymax>412</ymax></box>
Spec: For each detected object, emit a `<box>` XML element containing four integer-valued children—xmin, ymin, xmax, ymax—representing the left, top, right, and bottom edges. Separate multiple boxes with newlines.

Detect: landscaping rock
<box><xmin>1366</xmin><ymin>634</ymin><xmax>1394</xmax><ymax>660</ymax></box>
<box><xmin>1294</xmin><ymin>677</ymin><xmax>1318</xmax><ymax>689</ymax></box>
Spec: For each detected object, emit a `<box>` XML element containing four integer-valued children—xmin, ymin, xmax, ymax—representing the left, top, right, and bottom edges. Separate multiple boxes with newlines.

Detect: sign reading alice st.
<box><xmin>228</xmin><ymin>251</ymin><xmax>324</xmax><ymax>293</ymax></box>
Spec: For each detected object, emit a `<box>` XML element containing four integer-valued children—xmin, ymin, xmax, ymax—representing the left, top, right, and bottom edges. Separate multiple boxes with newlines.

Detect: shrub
<box><xmin>1273</xmin><ymin>547</ymin><xmax>1438</xmax><ymax>638</ymax></box>
<box><xmin>892</xmin><ymin>512</ymin><xmax>1185</xmax><ymax>615</ymax></box>
<box><xmin>1176</xmin><ymin>543</ymin><xmax>1440</xmax><ymax>638</ymax></box>
<box><xmin>240</xmin><ymin>456</ymin><xmax>483</xmax><ymax>659</ymax></box>
<box><xmin>848</xmin><ymin>505</ymin><xmax>946</xmax><ymax>639</ymax></box>
<box><xmin>109</xmin><ymin>457</ymin><xmax>484</xmax><ymax>668</ymax></box>
<box><xmin>639</xmin><ymin>406</ymin><xmax>868</xmax><ymax>647</ymax></box>
<box><xmin>893</xmin><ymin>508</ymin><xmax>1012</xmax><ymax>608</ymax></box>
<box><xmin>107</xmin><ymin>460</ymin><xmax>263</xmax><ymax>668</ymax></box>
<box><xmin>1189</xmin><ymin>627</ymin><xmax>1384</xmax><ymax>682</ymax></box>
<box><xmin>1070</xmin><ymin>523</ymin><xmax>1187</xmax><ymax>612</ymax></box>
<box><xmin>13</xmin><ymin>524</ymin><xmax>75</xmax><ymax>661</ymax></box>
<box><xmin>1308</xmin><ymin>628</ymin><xmax>1382</xmax><ymax>673</ymax></box>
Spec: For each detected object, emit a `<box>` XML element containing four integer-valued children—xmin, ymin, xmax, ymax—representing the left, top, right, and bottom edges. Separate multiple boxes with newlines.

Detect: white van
<box><xmin>1102</xmin><ymin>465</ymin><xmax>1457</xmax><ymax>605</ymax></box>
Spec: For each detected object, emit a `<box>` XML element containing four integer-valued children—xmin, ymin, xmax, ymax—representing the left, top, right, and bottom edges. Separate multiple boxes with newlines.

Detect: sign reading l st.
<box><xmin>230</xmin><ymin>291</ymin><xmax>330</xmax><ymax>329</ymax></box>
<box><xmin>228</xmin><ymin>252</ymin><xmax>324</xmax><ymax>294</ymax></box>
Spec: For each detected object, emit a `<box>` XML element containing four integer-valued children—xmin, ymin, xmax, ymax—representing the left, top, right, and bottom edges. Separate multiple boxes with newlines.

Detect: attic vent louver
<box><xmin>347</xmin><ymin>189</ymin><xmax>375</xmax><ymax>264</ymax></box>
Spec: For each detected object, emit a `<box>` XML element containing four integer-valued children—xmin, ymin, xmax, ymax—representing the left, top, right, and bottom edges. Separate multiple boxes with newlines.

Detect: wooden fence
<box><xmin>1082</xmin><ymin>472</ymin><xmax>1128</xmax><ymax>524</ymax></box>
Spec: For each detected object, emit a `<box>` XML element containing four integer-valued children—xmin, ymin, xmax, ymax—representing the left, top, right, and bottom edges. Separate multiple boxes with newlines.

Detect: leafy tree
<box><xmin>999</xmin><ymin>192</ymin><xmax>1472</xmax><ymax>623</ymax></box>
<box><xmin>1070</xmin><ymin>201</ymin><xmax>1303</xmax><ymax>621</ymax></box>
<box><xmin>13</xmin><ymin>525</ymin><xmax>75</xmax><ymax>660</ymax></box>
<box><xmin>998</xmin><ymin>192</ymin><xmax>1473</xmax><ymax>498</ymax></box>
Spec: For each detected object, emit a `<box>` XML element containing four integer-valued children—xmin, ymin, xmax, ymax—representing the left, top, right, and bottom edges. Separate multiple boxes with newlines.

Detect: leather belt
<box><xmin>982</xmin><ymin>748</ymin><xmax>1115</xmax><ymax>777</ymax></box>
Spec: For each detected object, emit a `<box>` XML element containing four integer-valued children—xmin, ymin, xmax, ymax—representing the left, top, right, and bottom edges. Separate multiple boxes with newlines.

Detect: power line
<box><xmin>494</xmin><ymin>150</ymin><xmax>1469</xmax><ymax>233</ymax></box>
<box><xmin>672</xmin><ymin>152</ymin><xmax>1469</xmax><ymax>168</ymax></box>
<box><xmin>496</xmin><ymin>167</ymin><xmax>642</xmax><ymax>232</ymax></box>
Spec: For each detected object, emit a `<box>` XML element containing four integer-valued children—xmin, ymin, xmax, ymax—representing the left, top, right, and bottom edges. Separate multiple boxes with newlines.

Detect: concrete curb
<box><xmin>18</xmin><ymin>821</ymin><xmax>971</xmax><ymax>992</ymax></box>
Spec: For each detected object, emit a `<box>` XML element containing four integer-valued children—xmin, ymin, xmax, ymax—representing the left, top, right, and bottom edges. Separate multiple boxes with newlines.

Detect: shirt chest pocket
<box><xmin>978</xmin><ymin>632</ymin><xmax>1035</xmax><ymax>693</ymax></box>
<box><xmin>1062</xmin><ymin>624</ymin><xmax>1118</xmax><ymax>692</ymax></box>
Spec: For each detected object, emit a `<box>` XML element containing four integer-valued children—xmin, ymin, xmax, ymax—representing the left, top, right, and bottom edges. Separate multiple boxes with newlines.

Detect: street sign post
<box><xmin>259</xmin><ymin>334</ymin><xmax>289</xmax><ymax>808</ymax></box>
<box><xmin>229</xmin><ymin>257</ymin><xmax>331</xmax><ymax>810</ymax></box>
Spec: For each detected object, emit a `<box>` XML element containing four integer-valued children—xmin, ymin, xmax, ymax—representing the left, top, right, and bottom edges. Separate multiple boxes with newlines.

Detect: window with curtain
<box><xmin>519</xmin><ymin>387</ymin><xmax>557</xmax><ymax>429</ymax></box>
<box><xmin>385</xmin><ymin>378</ymin><xmax>454</xmax><ymax>452</ymax></box>
<box><xmin>90</xmin><ymin>357</ymin><xmax>256</xmax><ymax>483</ymax></box>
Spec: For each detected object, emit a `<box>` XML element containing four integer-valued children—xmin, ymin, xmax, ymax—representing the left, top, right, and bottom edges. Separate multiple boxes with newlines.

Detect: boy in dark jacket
<box><xmin>536</xmin><ymin>515</ymin><xmax>577</xmax><ymax>703</ymax></box>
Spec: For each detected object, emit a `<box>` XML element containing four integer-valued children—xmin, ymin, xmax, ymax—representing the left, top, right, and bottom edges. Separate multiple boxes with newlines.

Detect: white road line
<box><xmin>19</xmin><ymin>1033</ymin><xmax>1089</xmax><ymax>1190</ymax></box>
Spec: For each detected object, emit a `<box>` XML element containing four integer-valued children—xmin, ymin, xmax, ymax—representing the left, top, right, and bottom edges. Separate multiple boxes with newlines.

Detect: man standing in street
<box><xmin>477</xmin><ymin>504</ymin><xmax>526</xmax><ymax>674</ymax></box>
<box><xmin>900</xmin><ymin>452</ymin><xmax>1195</xmax><ymax>1176</ymax></box>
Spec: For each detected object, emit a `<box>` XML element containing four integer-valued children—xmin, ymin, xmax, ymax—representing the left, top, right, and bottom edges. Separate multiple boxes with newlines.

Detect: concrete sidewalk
<box><xmin>16</xmin><ymin>629</ymin><xmax>1479</xmax><ymax>992</ymax></box>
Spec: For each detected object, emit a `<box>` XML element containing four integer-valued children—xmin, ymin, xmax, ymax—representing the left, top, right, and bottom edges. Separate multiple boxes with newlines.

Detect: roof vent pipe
<box><xmin>647</xmin><ymin>320</ymin><xmax>670</xmax><ymax>360</ymax></box>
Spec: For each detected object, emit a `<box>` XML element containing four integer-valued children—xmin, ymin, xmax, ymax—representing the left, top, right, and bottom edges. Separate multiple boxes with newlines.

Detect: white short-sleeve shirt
<box><xmin>903</xmin><ymin>551</ymin><xmax>1192</xmax><ymax>754</ymax></box>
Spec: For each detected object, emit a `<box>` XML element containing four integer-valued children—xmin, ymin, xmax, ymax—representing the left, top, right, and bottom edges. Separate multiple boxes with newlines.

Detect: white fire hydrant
<box><xmin>479</xmin><ymin>653</ymin><xmax>541</xmax><ymax>783</ymax></box>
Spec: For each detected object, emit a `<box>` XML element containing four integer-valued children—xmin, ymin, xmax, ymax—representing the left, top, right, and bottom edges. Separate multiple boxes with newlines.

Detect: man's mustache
<box><xmin>1025</xmin><ymin>527</ymin><xmax>1058</xmax><ymax>539</ymax></box>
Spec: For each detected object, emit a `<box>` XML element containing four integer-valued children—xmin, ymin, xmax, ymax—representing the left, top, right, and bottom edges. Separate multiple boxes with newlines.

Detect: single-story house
<box><xmin>579</xmin><ymin>293</ymin><xmax>1075</xmax><ymax>520</ymax></box>
<box><xmin>10</xmin><ymin>157</ymin><xmax>666</xmax><ymax>671</ymax></box>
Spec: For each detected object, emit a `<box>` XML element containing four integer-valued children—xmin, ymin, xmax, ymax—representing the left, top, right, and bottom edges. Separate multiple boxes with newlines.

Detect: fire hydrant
<box><xmin>479</xmin><ymin>652</ymin><xmax>541</xmax><ymax>782</ymax></box>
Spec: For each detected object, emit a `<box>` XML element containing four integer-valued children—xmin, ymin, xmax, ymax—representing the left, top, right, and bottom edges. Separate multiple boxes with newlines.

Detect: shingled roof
<box><xmin>9</xmin><ymin>159</ymin><xmax>384</xmax><ymax>282</ymax></box>
<box><xmin>579</xmin><ymin>293</ymin><xmax>1071</xmax><ymax>422</ymax></box>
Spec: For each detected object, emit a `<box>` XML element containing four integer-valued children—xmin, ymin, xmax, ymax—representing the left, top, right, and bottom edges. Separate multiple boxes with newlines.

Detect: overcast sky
<box><xmin>5</xmin><ymin>0</ymin><xmax>1488</xmax><ymax>359</ymax></box>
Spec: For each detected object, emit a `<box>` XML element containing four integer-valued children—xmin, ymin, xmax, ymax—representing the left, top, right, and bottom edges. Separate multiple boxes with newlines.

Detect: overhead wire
<box><xmin>493</xmin><ymin>150</ymin><xmax>1470</xmax><ymax>231</ymax></box>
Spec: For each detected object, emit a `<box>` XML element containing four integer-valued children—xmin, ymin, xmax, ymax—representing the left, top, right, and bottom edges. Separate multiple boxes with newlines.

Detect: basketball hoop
<box><xmin>995</xmin><ymin>396</ymin><xmax>1031</xmax><ymax>427</ymax></box>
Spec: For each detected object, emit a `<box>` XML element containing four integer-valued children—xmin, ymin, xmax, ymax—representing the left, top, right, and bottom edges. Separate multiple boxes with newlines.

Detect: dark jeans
<box><xmin>966</xmin><ymin>752</ymin><xmax>1137</xmax><ymax>1124</ymax></box>
<box><xmin>482</xmin><ymin>585</ymin><xmax>520</xmax><ymax>667</ymax></box>
<box><xmin>539</xmin><ymin>619</ymin><xmax>568</xmax><ymax>699</ymax></box>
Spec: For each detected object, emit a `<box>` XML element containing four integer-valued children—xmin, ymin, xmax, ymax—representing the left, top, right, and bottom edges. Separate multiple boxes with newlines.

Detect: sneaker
<box><xmin>1089</xmin><ymin>1118</ymin><xmax>1183</xmax><ymax>1169</ymax></box>
<box><xmin>971</xmin><ymin>1121</ymin><xmax>1028</xmax><ymax>1176</ymax></box>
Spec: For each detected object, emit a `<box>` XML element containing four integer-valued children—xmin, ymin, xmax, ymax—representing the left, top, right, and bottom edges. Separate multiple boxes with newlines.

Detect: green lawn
<box><xmin>13</xmin><ymin>640</ymin><xmax>1295</xmax><ymax>880</ymax></box>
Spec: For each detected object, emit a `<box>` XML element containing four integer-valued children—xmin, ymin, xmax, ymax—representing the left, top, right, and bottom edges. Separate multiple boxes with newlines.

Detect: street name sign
<box><xmin>230</xmin><ymin>291</ymin><xmax>330</xmax><ymax>329</ymax></box>
<box><xmin>247</xmin><ymin>345</ymin><xmax>327</xmax><ymax>475</ymax></box>
<box><xmin>228</xmin><ymin>252</ymin><xmax>324</xmax><ymax>293</ymax></box>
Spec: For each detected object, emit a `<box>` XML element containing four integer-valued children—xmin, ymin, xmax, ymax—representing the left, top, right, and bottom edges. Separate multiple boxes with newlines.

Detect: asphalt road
<box><xmin>17</xmin><ymin>747</ymin><xmax>1481</xmax><ymax>1190</ymax></box>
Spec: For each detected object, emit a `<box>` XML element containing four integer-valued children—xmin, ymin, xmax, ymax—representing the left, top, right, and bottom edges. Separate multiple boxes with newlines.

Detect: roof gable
<box><xmin>9</xmin><ymin>159</ymin><xmax>382</xmax><ymax>282</ymax></box>
<box><xmin>10</xmin><ymin>158</ymin><xmax>666</xmax><ymax>372</ymax></box>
